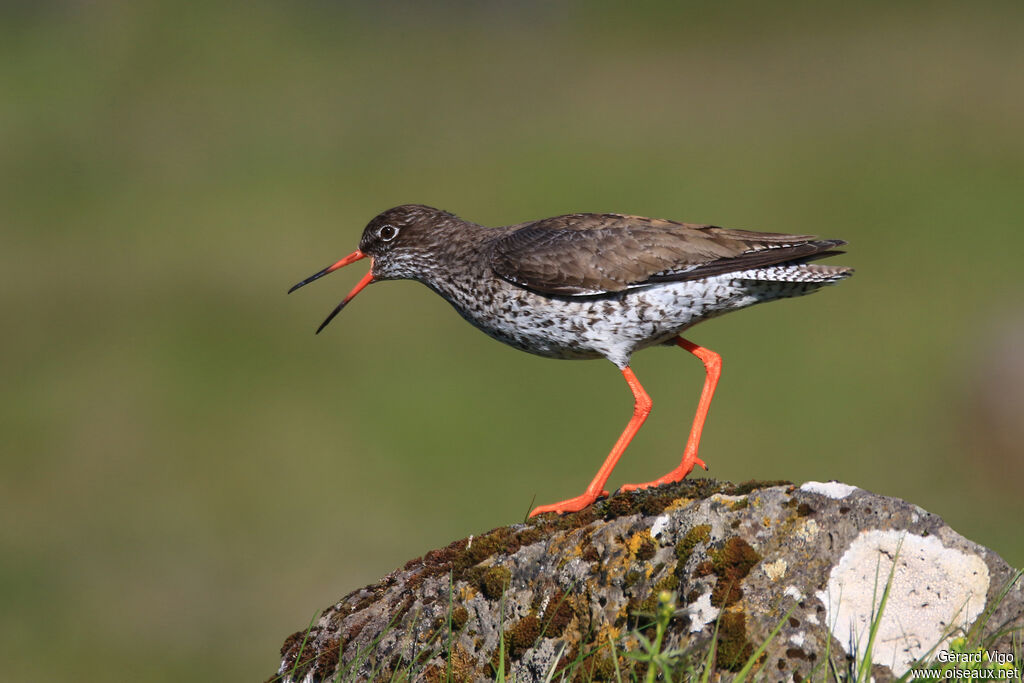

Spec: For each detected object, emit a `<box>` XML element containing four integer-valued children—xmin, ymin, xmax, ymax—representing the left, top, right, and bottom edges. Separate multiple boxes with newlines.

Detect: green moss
<box><xmin>605</xmin><ymin>495</ymin><xmax>634</xmax><ymax>518</ymax></box>
<box><xmin>660</xmin><ymin>574</ymin><xmax>680</xmax><ymax>591</ymax></box>
<box><xmin>432</xmin><ymin>643</ymin><xmax>476</xmax><ymax>683</ymax></box>
<box><xmin>716</xmin><ymin>610</ymin><xmax>754</xmax><ymax>671</ymax></box>
<box><xmin>383</xmin><ymin>654</ymin><xmax>401</xmax><ymax>678</ymax></box>
<box><xmin>406</xmin><ymin>570</ymin><xmax>426</xmax><ymax>590</ymax></box>
<box><xmin>711</xmin><ymin>537</ymin><xmax>760</xmax><ymax>577</ymax></box>
<box><xmin>574</xmin><ymin>653</ymin><xmax>619</xmax><ymax>681</ymax></box>
<box><xmin>550</xmin><ymin>641</ymin><xmax>580</xmax><ymax>681</ymax></box>
<box><xmin>278</xmin><ymin>629</ymin><xmax>315</xmax><ymax>682</ymax></box>
<box><xmin>639</xmin><ymin>492</ymin><xmax>677</xmax><ymax>515</ymax></box>
<box><xmin>638</xmin><ymin>574</ymin><xmax>680</xmax><ymax>613</ymax></box>
<box><xmin>429</xmin><ymin>523</ymin><xmax>564</xmax><ymax>585</ymax></box>
<box><xmin>472</xmin><ymin>566</ymin><xmax>511</xmax><ymax>601</ymax></box>
<box><xmin>407</xmin><ymin>523</ymin><xmax>544</xmax><ymax>587</ymax></box>
<box><xmin>728</xmin><ymin>480</ymin><xmax>791</xmax><ymax>496</ymax></box>
<box><xmin>674</xmin><ymin>524</ymin><xmax>711</xmax><ymax>568</ymax></box>
<box><xmin>515</xmin><ymin>527</ymin><xmax>546</xmax><ymax>547</ymax></box>
<box><xmin>451</xmin><ymin>606</ymin><xmax>469</xmax><ymax>632</ymax></box>
<box><xmin>318</xmin><ymin>637</ymin><xmax>340</xmax><ymax>677</ymax></box>
<box><xmin>709</xmin><ymin>537</ymin><xmax>761</xmax><ymax>607</ymax></box>
<box><xmin>542</xmin><ymin>591</ymin><xmax>574</xmax><ymax>638</ymax></box>
<box><xmin>452</xmin><ymin>644</ymin><xmax>478</xmax><ymax>683</ymax></box>
<box><xmin>489</xmin><ymin>641</ymin><xmax>510</xmax><ymax>677</ymax></box>
<box><xmin>422</xmin><ymin>663</ymin><xmax>443</xmax><ymax>683</ymax></box>
<box><xmin>343</xmin><ymin>617</ymin><xmax>368</xmax><ymax>642</ymax></box>
<box><xmin>507</xmin><ymin>615</ymin><xmax>541</xmax><ymax>656</ymax></box>
<box><xmin>456</xmin><ymin>528</ymin><xmax>513</xmax><ymax>571</ymax></box>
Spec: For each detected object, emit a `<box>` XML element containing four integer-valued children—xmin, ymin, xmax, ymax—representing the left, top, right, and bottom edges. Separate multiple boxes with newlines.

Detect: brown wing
<box><xmin>490</xmin><ymin>213</ymin><xmax>844</xmax><ymax>296</ymax></box>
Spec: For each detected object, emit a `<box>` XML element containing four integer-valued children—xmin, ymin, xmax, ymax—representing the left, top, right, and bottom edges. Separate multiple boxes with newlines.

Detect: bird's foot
<box><xmin>618</xmin><ymin>454</ymin><xmax>707</xmax><ymax>493</ymax></box>
<box><xmin>528</xmin><ymin>490</ymin><xmax>609</xmax><ymax>518</ymax></box>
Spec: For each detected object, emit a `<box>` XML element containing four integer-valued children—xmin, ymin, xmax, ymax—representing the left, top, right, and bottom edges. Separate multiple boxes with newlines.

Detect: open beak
<box><xmin>288</xmin><ymin>249</ymin><xmax>374</xmax><ymax>334</ymax></box>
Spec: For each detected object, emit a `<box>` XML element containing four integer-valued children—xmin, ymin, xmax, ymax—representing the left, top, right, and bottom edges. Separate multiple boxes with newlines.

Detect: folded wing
<box><xmin>490</xmin><ymin>213</ymin><xmax>845</xmax><ymax>296</ymax></box>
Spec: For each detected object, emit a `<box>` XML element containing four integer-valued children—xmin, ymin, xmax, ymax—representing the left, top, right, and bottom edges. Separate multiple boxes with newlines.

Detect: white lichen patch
<box><xmin>795</xmin><ymin>518</ymin><xmax>820</xmax><ymax>542</ymax></box>
<box><xmin>790</xmin><ymin>631</ymin><xmax>806</xmax><ymax>647</ymax></box>
<box><xmin>816</xmin><ymin>529</ymin><xmax>990</xmax><ymax>676</ymax></box>
<box><xmin>800</xmin><ymin>481</ymin><xmax>858</xmax><ymax>499</ymax></box>
<box><xmin>686</xmin><ymin>591</ymin><xmax>720</xmax><ymax>633</ymax></box>
<box><xmin>762</xmin><ymin>558</ymin><xmax>788</xmax><ymax>581</ymax></box>
<box><xmin>785</xmin><ymin>585</ymin><xmax>804</xmax><ymax>602</ymax></box>
<box><xmin>650</xmin><ymin>514</ymin><xmax>671</xmax><ymax>539</ymax></box>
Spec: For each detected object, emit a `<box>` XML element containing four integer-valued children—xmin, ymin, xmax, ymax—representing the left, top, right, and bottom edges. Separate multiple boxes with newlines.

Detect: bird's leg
<box><xmin>529</xmin><ymin>367</ymin><xmax>652</xmax><ymax>517</ymax></box>
<box><xmin>619</xmin><ymin>337</ymin><xmax>717</xmax><ymax>492</ymax></box>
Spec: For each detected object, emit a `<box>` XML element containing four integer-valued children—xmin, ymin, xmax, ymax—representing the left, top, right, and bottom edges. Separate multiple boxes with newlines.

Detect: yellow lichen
<box><xmin>625</xmin><ymin>531</ymin><xmax>649</xmax><ymax>558</ymax></box>
<box><xmin>661</xmin><ymin>497</ymin><xmax>695</xmax><ymax>514</ymax></box>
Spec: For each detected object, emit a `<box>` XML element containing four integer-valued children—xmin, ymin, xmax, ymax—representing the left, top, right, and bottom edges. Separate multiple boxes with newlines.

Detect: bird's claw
<box><xmin>617</xmin><ymin>455</ymin><xmax>707</xmax><ymax>493</ymax></box>
<box><xmin>529</xmin><ymin>490</ymin><xmax>609</xmax><ymax>517</ymax></box>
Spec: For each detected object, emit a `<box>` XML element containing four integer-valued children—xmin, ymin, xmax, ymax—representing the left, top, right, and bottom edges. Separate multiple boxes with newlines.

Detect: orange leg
<box><xmin>619</xmin><ymin>337</ymin><xmax>718</xmax><ymax>492</ymax></box>
<box><xmin>529</xmin><ymin>367</ymin><xmax>652</xmax><ymax>517</ymax></box>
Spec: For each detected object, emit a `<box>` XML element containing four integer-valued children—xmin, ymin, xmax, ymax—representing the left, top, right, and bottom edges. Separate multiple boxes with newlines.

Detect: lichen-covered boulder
<box><xmin>268</xmin><ymin>480</ymin><xmax>1023</xmax><ymax>682</ymax></box>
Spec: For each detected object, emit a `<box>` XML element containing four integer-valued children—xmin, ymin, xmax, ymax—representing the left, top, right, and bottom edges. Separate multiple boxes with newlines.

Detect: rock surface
<box><xmin>268</xmin><ymin>480</ymin><xmax>1023</xmax><ymax>682</ymax></box>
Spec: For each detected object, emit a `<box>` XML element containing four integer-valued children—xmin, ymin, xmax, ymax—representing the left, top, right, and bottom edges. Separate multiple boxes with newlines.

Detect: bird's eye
<box><xmin>378</xmin><ymin>225</ymin><xmax>399</xmax><ymax>241</ymax></box>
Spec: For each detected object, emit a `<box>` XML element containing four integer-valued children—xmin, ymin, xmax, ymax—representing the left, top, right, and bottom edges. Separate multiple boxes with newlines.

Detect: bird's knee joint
<box><xmin>703</xmin><ymin>352</ymin><xmax>722</xmax><ymax>373</ymax></box>
<box><xmin>634</xmin><ymin>396</ymin><xmax>653</xmax><ymax>417</ymax></box>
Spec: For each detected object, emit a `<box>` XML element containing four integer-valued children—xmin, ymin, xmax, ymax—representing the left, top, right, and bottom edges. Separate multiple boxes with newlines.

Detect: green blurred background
<box><xmin>3</xmin><ymin>1</ymin><xmax>1023</xmax><ymax>680</ymax></box>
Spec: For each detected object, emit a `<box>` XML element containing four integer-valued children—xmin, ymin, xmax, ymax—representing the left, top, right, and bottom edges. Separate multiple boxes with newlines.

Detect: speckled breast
<box><xmin>424</xmin><ymin>271</ymin><xmax>811</xmax><ymax>368</ymax></box>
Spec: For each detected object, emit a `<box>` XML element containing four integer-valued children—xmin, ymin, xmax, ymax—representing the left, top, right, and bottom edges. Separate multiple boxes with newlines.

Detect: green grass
<box><xmin>2</xmin><ymin>2</ymin><xmax>1024</xmax><ymax>681</ymax></box>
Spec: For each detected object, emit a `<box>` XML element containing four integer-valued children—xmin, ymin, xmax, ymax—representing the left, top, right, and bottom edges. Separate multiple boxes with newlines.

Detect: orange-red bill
<box><xmin>287</xmin><ymin>249</ymin><xmax>368</xmax><ymax>293</ymax></box>
<box><xmin>287</xmin><ymin>249</ymin><xmax>375</xmax><ymax>334</ymax></box>
<box><xmin>315</xmin><ymin>268</ymin><xmax>374</xmax><ymax>334</ymax></box>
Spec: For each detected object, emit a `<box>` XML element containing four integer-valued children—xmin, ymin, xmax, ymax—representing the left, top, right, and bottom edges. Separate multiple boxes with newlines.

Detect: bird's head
<box><xmin>288</xmin><ymin>204</ymin><xmax>458</xmax><ymax>333</ymax></box>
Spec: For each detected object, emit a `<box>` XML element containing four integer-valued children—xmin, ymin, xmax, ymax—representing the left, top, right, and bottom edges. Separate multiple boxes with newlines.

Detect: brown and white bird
<box><xmin>290</xmin><ymin>205</ymin><xmax>852</xmax><ymax>517</ymax></box>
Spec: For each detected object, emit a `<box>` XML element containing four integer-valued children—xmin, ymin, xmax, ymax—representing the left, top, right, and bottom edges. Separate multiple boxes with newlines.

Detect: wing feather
<box><xmin>490</xmin><ymin>213</ymin><xmax>843</xmax><ymax>296</ymax></box>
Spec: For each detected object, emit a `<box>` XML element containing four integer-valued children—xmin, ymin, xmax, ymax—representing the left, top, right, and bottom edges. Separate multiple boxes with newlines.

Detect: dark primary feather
<box><xmin>490</xmin><ymin>213</ymin><xmax>845</xmax><ymax>296</ymax></box>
